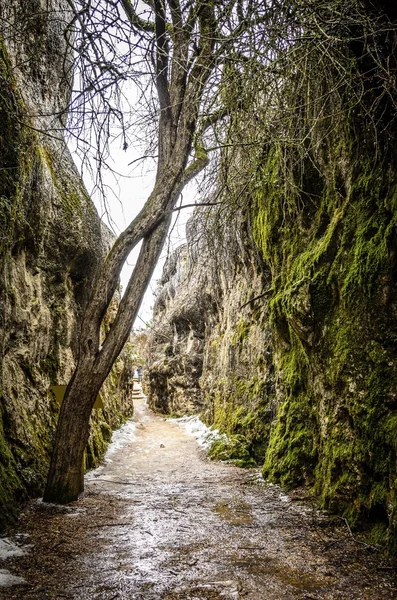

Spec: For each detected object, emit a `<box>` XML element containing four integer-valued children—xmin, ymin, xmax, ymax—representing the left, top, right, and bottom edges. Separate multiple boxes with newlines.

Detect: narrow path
<box><xmin>1</xmin><ymin>398</ymin><xmax>396</xmax><ymax>599</ymax></box>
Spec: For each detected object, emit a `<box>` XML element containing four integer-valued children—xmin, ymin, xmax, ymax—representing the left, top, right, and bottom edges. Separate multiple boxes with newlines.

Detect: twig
<box><xmin>88</xmin><ymin>522</ymin><xmax>135</xmax><ymax>528</ymax></box>
<box><xmin>170</xmin><ymin>201</ymin><xmax>222</xmax><ymax>213</ymax></box>
<box><xmin>128</xmin><ymin>154</ymin><xmax>158</xmax><ymax>166</ymax></box>
<box><xmin>336</xmin><ymin>516</ymin><xmax>380</xmax><ymax>552</ymax></box>
<box><xmin>89</xmin><ymin>478</ymin><xmax>137</xmax><ymax>485</ymax></box>
<box><xmin>239</xmin><ymin>288</ymin><xmax>272</xmax><ymax>309</ymax></box>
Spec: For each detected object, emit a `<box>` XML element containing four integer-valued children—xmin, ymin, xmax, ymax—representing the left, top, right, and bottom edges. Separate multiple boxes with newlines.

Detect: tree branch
<box><xmin>170</xmin><ymin>201</ymin><xmax>221</xmax><ymax>213</ymax></box>
<box><xmin>180</xmin><ymin>140</ymin><xmax>209</xmax><ymax>188</ymax></box>
<box><xmin>96</xmin><ymin>217</ymin><xmax>171</xmax><ymax>373</ymax></box>
<box><xmin>120</xmin><ymin>0</ymin><xmax>155</xmax><ymax>32</ymax></box>
<box><xmin>199</xmin><ymin>107</ymin><xmax>229</xmax><ymax>133</ymax></box>
<box><xmin>154</xmin><ymin>0</ymin><xmax>171</xmax><ymax>111</ymax></box>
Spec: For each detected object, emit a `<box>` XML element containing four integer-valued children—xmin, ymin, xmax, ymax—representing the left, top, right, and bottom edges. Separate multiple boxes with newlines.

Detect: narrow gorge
<box><xmin>1</xmin><ymin>0</ymin><xmax>397</xmax><ymax>598</ymax></box>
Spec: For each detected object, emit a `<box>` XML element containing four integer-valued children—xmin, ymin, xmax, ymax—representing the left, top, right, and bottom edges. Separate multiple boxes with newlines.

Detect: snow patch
<box><xmin>279</xmin><ymin>493</ymin><xmax>290</xmax><ymax>503</ymax></box>
<box><xmin>0</xmin><ymin>538</ymin><xmax>29</xmax><ymax>588</ymax></box>
<box><xmin>105</xmin><ymin>420</ymin><xmax>137</xmax><ymax>460</ymax></box>
<box><xmin>0</xmin><ymin>569</ymin><xmax>26</xmax><ymax>587</ymax></box>
<box><xmin>0</xmin><ymin>538</ymin><xmax>27</xmax><ymax>560</ymax></box>
<box><xmin>247</xmin><ymin>471</ymin><xmax>265</xmax><ymax>485</ymax></box>
<box><xmin>86</xmin><ymin>419</ymin><xmax>137</xmax><ymax>479</ymax></box>
<box><xmin>170</xmin><ymin>415</ymin><xmax>228</xmax><ymax>450</ymax></box>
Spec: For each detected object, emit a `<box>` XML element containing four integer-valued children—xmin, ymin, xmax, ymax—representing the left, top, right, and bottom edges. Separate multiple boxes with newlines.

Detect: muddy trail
<box><xmin>1</xmin><ymin>398</ymin><xmax>396</xmax><ymax>600</ymax></box>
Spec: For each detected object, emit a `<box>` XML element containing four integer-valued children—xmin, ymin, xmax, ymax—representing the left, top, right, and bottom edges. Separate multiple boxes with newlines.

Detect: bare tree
<box><xmin>43</xmin><ymin>0</ymin><xmax>267</xmax><ymax>503</ymax></box>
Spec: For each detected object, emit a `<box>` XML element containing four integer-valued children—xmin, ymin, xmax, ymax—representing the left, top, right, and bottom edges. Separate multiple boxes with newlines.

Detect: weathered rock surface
<box><xmin>147</xmin><ymin>206</ymin><xmax>275</xmax><ymax>468</ymax></box>
<box><xmin>148</xmin><ymin>75</ymin><xmax>397</xmax><ymax>557</ymax></box>
<box><xmin>0</xmin><ymin>0</ymin><xmax>131</xmax><ymax>528</ymax></box>
<box><xmin>147</xmin><ymin>225</ymin><xmax>208</xmax><ymax>415</ymax></box>
<box><xmin>148</xmin><ymin>172</ymin><xmax>397</xmax><ymax>551</ymax></box>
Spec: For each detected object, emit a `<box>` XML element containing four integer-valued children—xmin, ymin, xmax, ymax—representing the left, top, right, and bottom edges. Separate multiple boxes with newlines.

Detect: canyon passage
<box><xmin>1</xmin><ymin>396</ymin><xmax>396</xmax><ymax>600</ymax></box>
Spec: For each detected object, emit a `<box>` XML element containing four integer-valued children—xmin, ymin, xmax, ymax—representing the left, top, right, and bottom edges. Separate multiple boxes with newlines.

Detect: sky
<box><xmin>76</xmin><ymin>142</ymin><xmax>197</xmax><ymax>329</ymax></box>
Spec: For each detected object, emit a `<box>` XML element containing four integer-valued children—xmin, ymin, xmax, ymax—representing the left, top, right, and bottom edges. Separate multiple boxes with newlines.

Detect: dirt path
<box><xmin>1</xmin><ymin>398</ymin><xmax>397</xmax><ymax>599</ymax></box>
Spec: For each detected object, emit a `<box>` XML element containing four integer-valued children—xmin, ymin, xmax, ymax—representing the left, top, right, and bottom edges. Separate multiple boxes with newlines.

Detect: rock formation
<box><xmin>147</xmin><ymin>4</ymin><xmax>397</xmax><ymax>551</ymax></box>
<box><xmin>148</xmin><ymin>169</ymin><xmax>397</xmax><ymax>550</ymax></box>
<box><xmin>0</xmin><ymin>1</ymin><xmax>131</xmax><ymax>528</ymax></box>
<box><xmin>147</xmin><ymin>206</ymin><xmax>275</xmax><ymax>464</ymax></box>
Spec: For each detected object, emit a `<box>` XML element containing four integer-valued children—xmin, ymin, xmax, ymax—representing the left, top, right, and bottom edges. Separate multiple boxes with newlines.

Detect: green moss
<box><xmin>85</xmin><ymin>422</ymin><xmax>109</xmax><ymax>469</ymax></box>
<box><xmin>263</xmin><ymin>392</ymin><xmax>317</xmax><ymax>488</ymax></box>
<box><xmin>250</xmin><ymin>94</ymin><xmax>397</xmax><ymax>551</ymax></box>
<box><xmin>209</xmin><ymin>435</ymin><xmax>256</xmax><ymax>467</ymax></box>
<box><xmin>40</xmin><ymin>351</ymin><xmax>61</xmax><ymax>384</ymax></box>
<box><xmin>0</xmin><ymin>402</ymin><xmax>22</xmax><ymax>530</ymax></box>
<box><xmin>0</xmin><ymin>38</ymin><xmax>37</xmax><ymax>257</ymax></box>
<box><xmin>205</xmin><ymin>371</ymin><xmax>274</xmax><ymax>467</ymax></box>
<box><xmin>231</xmin><ymin>318</ymin><xmax>251</xmax><ymax>346</ymax></box>
<box><xmin>40</xmin><ymin>146</ymin><xmax>86</xmax><ymax>217</ymax></box>
<box><xmin>7</xmin><ymin>285</ymin><xmax>16</xmax><ymax>304</ymax></box>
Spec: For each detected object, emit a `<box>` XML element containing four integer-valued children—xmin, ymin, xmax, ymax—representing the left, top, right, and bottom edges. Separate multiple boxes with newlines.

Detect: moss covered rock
<box><xmin>145</xmin><ymin>1</ymin><xmax>397</xmax><ymax>554</ymax></box>
<box><xmin>0</xmin><ymin>1</ymin><xmax>132</xmax><ymax>529</ymax></box>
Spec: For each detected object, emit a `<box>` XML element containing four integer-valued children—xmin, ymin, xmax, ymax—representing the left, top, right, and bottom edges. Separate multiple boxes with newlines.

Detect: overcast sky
<box><xmin>76</xmin><ymin>142</ymin><xmax>197</xmax><ymax>329</ymax></box>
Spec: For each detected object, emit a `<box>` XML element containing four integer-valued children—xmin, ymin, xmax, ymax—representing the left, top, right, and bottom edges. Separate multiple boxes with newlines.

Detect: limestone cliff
<box><xmin>147</xmin><ymin>5</ymin><xmax>397</xmax><ymax>552</ymax></box>
<box><xmin>147</xmin><ymin>208</ymin><xmax>275</xmax><ymax>467</ymax></box>
<box><xmin>0</xmin><ymin>1</ymin><xmax>131</xmax><ymax>528</ymax></box>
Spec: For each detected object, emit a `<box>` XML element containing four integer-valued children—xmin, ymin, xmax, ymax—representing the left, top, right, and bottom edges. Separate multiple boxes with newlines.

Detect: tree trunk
<box><xmin>44</xmin><ymin>0</ymin><xmax>216</xmax><ymax>504</ymax></box>
<box><xmin>43</xmin><ymin>362</ymin><xmax>98</xmax><ymax>503</ymax></box>
<box><xmin>43</xmin><ymin>219</ymin><xmax>170</xmax><ymax>502</ymax></box>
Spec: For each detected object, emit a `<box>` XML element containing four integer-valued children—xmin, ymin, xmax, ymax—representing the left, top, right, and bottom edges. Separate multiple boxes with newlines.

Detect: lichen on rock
<box><xmin>0</xmin><ymin>1</ymin><xmax>132</xmax><ymax>529</ymax></box>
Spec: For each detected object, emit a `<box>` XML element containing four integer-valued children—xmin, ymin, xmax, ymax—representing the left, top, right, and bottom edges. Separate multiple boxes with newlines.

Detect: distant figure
<box><xmin>137</xmin><ymin>365</ymin><xmax>143</xmax><ymax>383</ymax></box>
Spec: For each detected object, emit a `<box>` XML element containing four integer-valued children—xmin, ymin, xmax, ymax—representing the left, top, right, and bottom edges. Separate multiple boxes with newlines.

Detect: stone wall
<box><xmin>146</xmin><ymin>207</ymin><xmax>276</xmax><ymax>467</ymax></box>
<box><xmin>0</xmin><ymin>1</ymin><xmax>131</xmax><ymax>528</ymax></box>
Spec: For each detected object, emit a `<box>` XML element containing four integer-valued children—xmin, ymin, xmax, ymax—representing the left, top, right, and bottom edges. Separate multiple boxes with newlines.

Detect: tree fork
<box><xmin>42</xmin><ymin>0</ymin><xmax>241</xmax><ymax>504</ymax></box>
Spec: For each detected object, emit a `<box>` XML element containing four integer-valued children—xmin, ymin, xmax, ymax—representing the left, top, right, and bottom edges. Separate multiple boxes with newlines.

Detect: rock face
<box><xmin>147</xmin><ymin>208</ymin><xmax>276</xmax><ymax>467</ymax></box>
<box><xmin>149</xmin><ymin>175</ymin><xmax>397</xmax><ymax>549</ymax></box>
<box><xmin>0</xmin><ymin>1</ymin><xmax>131</xmax><ymax>528</ymax></box>
<box><xmin>147</xmin><ymin>219</ymin><xmax>209</xmax><ymax>416</ymax></box>
<box><xmin>147</xmin><ymin>12</ymin><xmax>397</xmax><ymax>552</ymax></box>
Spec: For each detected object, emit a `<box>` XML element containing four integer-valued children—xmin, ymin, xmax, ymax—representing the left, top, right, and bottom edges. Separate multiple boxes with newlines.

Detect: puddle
<box><xmin>214</xmin><ymin>500</ymin><xmax>253</xmax><ymax>526</ymax></box>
